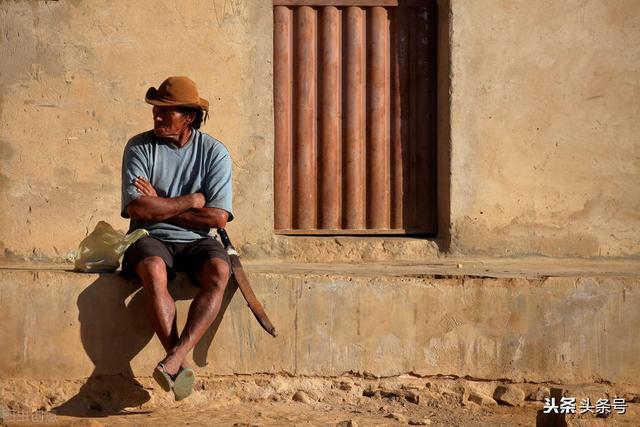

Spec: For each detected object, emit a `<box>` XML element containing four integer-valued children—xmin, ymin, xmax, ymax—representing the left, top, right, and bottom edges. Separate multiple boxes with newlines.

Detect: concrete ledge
<box><xmin>2</xmin><ymin>256</ymin><xmax>639</xmax><ymax>277</ymax></box>
<box><xmin>1</xmin><ymin>263</ymin><xmax>639</xmax><ymax>384</ymax></box>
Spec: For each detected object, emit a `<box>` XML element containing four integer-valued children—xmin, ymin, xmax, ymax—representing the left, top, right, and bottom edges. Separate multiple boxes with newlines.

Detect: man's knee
<box><xmin>198</xmin><ymin>258</ymin><xmax>230</xmax><ymax>293</ymax></box>
<box><xmin>136</xmin><ymin>256</ymin><xmax>168</xmax><ymax>284</ymax></box>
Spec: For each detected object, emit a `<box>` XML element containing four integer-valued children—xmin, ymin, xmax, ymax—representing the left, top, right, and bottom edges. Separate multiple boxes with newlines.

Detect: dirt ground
<box><xmin>2</xmin><ymin>375</ymin><xmax>639</xmax><ymax>426</ymax></box>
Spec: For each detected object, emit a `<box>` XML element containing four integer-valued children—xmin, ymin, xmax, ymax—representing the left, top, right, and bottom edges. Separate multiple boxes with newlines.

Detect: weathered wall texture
<box><xmin>1</xmin><ymin>269</ymin><xmax>639</xmax><ymax>384</ymax></box>
<box><xmin>0</xmin><ymin>0</ymin><xmax>281</xmax><ymax>262</ymax></box>
<box><xmin>0</xmin><ymin>0</ymin><xmax>638</xmax><ymax>262</ymax></box>
<box><xmin>449</xmin><ymin>0</ymin><xmax>640</xmax><ymax>257</ymax></box>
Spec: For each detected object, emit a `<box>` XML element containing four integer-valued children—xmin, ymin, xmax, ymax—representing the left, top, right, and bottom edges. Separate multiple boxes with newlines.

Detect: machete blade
<box><xmin>218</xmin><ymin>229</ymin><xmax>278</xmax><ymax>337</ymax></box>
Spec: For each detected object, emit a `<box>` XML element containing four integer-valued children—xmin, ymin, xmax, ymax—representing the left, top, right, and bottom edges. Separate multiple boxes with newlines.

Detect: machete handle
<box><xmin>217</xmin><ymin>228</ymin><xmax>233</xmax><ymax>249</ymax></box>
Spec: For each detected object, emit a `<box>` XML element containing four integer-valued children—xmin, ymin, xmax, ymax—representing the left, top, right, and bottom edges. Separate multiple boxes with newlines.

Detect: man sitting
<box><xmin>121</xmin><ymin>76</ymin><xmax>233</xmax><ymax>401</ymax></box>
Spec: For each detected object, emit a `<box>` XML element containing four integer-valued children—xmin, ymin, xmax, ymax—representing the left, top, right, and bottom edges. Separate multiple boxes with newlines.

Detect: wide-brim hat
<box><xmin>145</xmin><ymin>76</ymin><xmax>209</xmax><ymax>111</ymax></box>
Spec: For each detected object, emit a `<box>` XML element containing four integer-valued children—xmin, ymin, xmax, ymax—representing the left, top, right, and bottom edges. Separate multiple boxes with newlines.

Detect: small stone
<box><xmin>335</xmin><ymin>420</ymin><xmax>358</xmax><ymax>427</ymax></box>
<box><xmin>6</xmin><ymin>400</ymin><xmax>28</xmax><ymax>411</ymax></box>
<box><xmin>526</xmin><ymin>386</ymin><xmax>550</xmax><ymax>402</ymax></box>
<box><xmin>457</xmin><ymin>263</ymin><xmax>463</xmax><ymax>268</ymax></box>
<box><xmin>565</xmin><ymin>418</ymin><xmax>608</xmax><ymax>427</ymax></box>
<box><xmin>493</xmin><ymin>385</ymin><xmax>525</xmax><ymax>407</ymax></box>
<box><xmin>380</xmin><ymin>389</ymin><xmax>402</xmax><ymax>399</ymax></box>
<box><xmin>292</xmin><ymin>390</ymin><xmax>312</xmax><ymax>404</ymax></box>
<box><xmin>339</xmin><ymin>381</ymin><xmax>354</xmax><ymax>391</ymax></box>
<box><xmin>387</xmin><ymin>413</ymin><xmax>408</xmax><ymax>423</ymax></box>
<box><xmin>363</xmin><ymin>388</ymin><xmax>379</xmax><ymax>398</ymax></box>
<box><xmin>404</xmin><ymin>390</ymin><xmax>420</xmax><ymax>404</ymax></box>
<box><xmin>623</xmin><ymin>393</ymin><xmax>638</xmax><ymax>403</ymax></box>
<box><xmin>468</xmin><ymin>391</ymin><xmax>497</xmax><ymax>406</ymax></box>
<box><xmin>409</xmin><ymin>419</ymin><xmax>431</xmax><ymax>426</ymax></box>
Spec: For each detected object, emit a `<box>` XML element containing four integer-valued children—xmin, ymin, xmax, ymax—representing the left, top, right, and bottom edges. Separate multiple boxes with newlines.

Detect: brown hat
<box><xmin>145</xmin><ymin>76</ymin><xmax>209</xmax><ymax>112</ymax></box>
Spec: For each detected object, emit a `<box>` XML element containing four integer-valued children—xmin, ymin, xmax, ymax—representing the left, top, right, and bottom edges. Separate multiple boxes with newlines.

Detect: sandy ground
<box><xmin>2</xmin><ymin>375</ymin><xmax>639</xmax><ymax>426</ymax></box>
<box><xmin>16</xmin><ymin>402</ymin><xmax>537</xmax><ymax>426</ymax></box>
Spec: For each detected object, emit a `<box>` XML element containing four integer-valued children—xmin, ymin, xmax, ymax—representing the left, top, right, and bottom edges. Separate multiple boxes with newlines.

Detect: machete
<box><xmin>217</xmin><ymin>228</ymin><xmax>278</xmax><ymax>337</ymax></box>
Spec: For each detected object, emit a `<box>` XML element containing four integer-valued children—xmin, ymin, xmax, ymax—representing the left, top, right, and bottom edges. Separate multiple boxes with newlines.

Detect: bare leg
<box><xmin>160</xmin><ymin>258</ymin><xmax>230</xmax><ymax>375</ymax></box>
<box><xmin>135</xmin><ymin>256</ymin><xmax>179</xmax><ymax>355</ymax></box>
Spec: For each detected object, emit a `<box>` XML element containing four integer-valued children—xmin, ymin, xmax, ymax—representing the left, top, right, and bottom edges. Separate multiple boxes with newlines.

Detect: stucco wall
<box><xmin>449</xmin><ymin>0</ymin><xmax>640</xmax><ymax>257</ymax></box>
<box><xmin>0</xmin><ymin>0</ymin><xmax>638</xmax><ymax>262</ymax></box>
<box><xmin>0</xmin><ymin>0</ymin><xmax>277</xmax><ymax>262</ymax></box>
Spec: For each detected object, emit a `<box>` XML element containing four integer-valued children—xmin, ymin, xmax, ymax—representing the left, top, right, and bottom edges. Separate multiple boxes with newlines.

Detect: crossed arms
<box><xmin>126</xmin><ymin>176</ymin><xmax>229</xmax><ymax>229</ymax></box>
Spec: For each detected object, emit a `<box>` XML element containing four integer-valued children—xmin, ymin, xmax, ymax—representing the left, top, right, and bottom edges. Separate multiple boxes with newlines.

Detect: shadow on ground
<box><xmin>53</xmin><ymin>272</ymin><xmax>237</xmax><ymax>417</ymax></box>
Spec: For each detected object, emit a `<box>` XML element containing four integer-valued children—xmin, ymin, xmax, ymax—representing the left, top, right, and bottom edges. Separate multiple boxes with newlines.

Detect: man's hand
<box><xmin>134</xmin><ymin>176</ymin><xmax>158</xmax><ymax>197</ymax></box>
<box><xmin>133</xmin><ymin>177</ymin><xmax>205</xmax><ymax>209</ymax></box>
<box><xmin>130</xmin><ymin>177</ymin><xmax>226</xmax><ymax>228</ymax></box>
<box><xmin>126</xmin><ymin>177</ymin><xmax>206</xmax><ymax>221</ymax></box>
<box><xmin>191</xmin><ymin>193</ymin><xmax>206</xmax><ymax>209</ymax></box>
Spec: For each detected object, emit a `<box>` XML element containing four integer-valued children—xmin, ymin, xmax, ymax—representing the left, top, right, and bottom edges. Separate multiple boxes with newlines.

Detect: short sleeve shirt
<box><xmin>121</xmin><ymin>129</ymin><xmax>233</xmax><ymax>243</ymax></box>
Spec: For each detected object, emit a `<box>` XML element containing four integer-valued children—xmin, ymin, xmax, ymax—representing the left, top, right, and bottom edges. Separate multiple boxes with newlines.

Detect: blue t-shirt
<box><xmin>121</xmin><ymin>129</ymin><xmax>233</xmax><ymax>243</ymax></box>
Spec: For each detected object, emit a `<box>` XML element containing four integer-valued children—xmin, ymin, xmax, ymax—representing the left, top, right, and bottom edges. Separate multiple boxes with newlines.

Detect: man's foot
<box><xmin>159</xmin><ymin>352</ymin><xmax>183</xmax><ymax>377</ymax></box>
<box><xmin>153</xmin><ymin>363</ymin><xmax>177</xmax><ymax>392</ymax></box>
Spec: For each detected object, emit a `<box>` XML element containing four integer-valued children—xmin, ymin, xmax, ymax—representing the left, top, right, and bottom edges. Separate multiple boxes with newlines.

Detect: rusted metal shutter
<box><xmin>274</xmin><ymin>0</ymin><xmax>437</xmax><ymax>235</ymax></box>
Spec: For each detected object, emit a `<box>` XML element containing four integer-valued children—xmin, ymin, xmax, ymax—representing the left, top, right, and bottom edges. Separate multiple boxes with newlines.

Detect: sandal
<box><xmin>153</xmin><ymin>362</ymin><xmax>177</xmax><ymax>392</ymax></box>
<box><xmin>173</xmin><ymin>368</ymin><xmax>196</xmax><ymax>401</ymax></box>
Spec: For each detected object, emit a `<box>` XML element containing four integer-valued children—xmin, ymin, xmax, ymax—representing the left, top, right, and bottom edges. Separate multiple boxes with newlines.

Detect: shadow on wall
<box><xmin>435</xmin><ymin>0</ymin><xmax>452</xmax><ymax>253</ymax></box>
<box><xmin>53</xmin><ymin>273</ymin><xmax>237</xmax><ymax>417</ymax></box>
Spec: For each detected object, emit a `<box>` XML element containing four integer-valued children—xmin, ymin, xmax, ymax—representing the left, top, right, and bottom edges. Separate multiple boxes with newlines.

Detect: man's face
<box><xmin>152</xmin><ymin>106</ymin><xmax>192</xmax><ymax>140</ymax></box>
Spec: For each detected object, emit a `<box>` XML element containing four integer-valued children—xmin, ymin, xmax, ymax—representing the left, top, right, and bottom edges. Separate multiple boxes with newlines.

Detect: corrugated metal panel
<box><xmin>274</xmin><ymin>0</ymin><xmax>436</xmax><ymax>235</ymax></box>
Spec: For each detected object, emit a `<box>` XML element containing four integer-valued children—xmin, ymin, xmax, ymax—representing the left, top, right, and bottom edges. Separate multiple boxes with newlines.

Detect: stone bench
<box><xmin>1</xmin><ymin>258</ymin><xmax>639</xmax><ymax>385</ymax></box>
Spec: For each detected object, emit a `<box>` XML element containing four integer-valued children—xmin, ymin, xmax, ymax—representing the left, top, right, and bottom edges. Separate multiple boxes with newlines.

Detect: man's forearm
<box><xmin>166</xmin><ymin>207</ymin><xmax>229</xmax><ymax>229</ymax></box>
<box><xmin>127</xmin><ymin>194</ymin><xmax>202</xmax><ymax>222</ymax></box>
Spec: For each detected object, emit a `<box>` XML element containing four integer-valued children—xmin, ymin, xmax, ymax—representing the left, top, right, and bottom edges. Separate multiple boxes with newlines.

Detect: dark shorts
<box><xmin>122</xmin><ymin>235</ymin><xmax>230</xmax><ymax>281</ymax></box>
